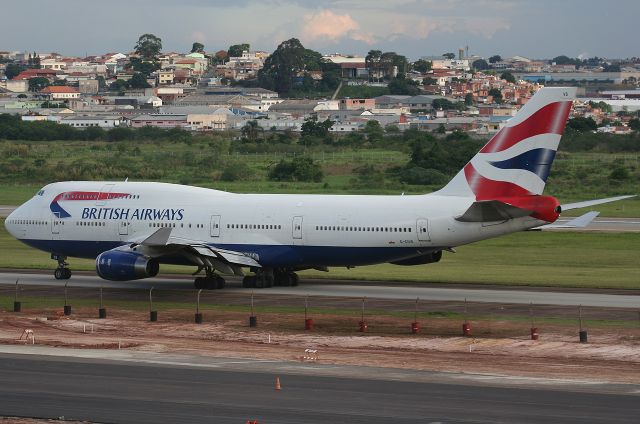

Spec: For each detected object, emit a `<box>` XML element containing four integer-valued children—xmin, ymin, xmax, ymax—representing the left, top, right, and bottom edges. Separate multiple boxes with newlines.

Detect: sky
<box><xmin>2</xmin><ymin>0</ymin><xmax>638</xmax><ymax>60</ymax></box>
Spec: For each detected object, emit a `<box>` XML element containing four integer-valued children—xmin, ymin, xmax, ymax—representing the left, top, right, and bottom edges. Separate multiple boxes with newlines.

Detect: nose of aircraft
<box><xmin>4</xmin><ymin>206</ymin><xmax>20</xmax><ymax>238</ymax></box>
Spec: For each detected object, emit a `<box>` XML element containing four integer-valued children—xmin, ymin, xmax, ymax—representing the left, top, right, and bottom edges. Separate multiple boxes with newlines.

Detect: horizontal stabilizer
<box><xmin>562</xmin><ymin>195</ymin><xmax>635</xmax><ymax>211</ymax></box>
<box><xmin>540</xmin><ymin>211</ymin><xmax>600</xmax><ymax>229</ymax></box>
<box><xmin>455</xmin><ymin>200</ymin><xmax>533</xmax><ymax>223</ymax></box>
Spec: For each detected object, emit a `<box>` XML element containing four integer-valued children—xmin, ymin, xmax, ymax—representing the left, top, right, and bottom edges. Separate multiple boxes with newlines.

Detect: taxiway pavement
<box><xmin>0</xmin><ymin>346</ymin><xmax>638</xmax><ymax>423</ymax></box>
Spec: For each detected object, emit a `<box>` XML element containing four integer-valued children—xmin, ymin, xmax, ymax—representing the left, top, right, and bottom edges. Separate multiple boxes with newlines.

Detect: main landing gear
<box><xmin>193</xmin><ymin>268</ymin><xmax>225</xmax><ymax>290</ymax></box>
<box><xmin>52</xmin><ymin>254</ymin><xmax>71</xmax><ymax>280</ymax></box>
<box><xmin>242</xmin><ymin>269</ymin><xmax>299</xmax><ymax>289</ymax></box>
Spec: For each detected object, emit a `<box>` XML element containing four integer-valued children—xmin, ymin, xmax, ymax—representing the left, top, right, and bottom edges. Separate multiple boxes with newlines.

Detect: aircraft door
<box><xmin>416</xmin><ymin>219</ymin><xmax>431</xmax><ymax>242</ymax></box>
<box><xmin>52</xmin><ymin>212</ymin><xmax>60</xmax><ymax>234</ymax></box>
<box><xmin>96</xmin><ymin>184</ymin><xmax>115</xmax><ymax>206</ymax></box>
<box><xmin>118</xmin><ymin>220</ymin><xmax>129</xmax><ymax>236</ymax></box>
<box><xmin>292</xmin><ymin>216</ymin><xmax>303</xmax><ymax>242</ymax></box>
<box><xmin>210</xmin><ymin>215</ymin><xmax>221</xmax><ymax>237</ymax></box>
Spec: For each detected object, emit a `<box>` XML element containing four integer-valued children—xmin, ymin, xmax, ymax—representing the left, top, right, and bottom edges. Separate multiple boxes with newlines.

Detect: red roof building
<box><xmin>13</xmin><ymin>68</ymin><xmax>60</xmax><ymax>81</ymax></box>
<box><xmin>40</xmin><ymin>85</ymin><xmax>80</xmax><ymax>100</ymax></box>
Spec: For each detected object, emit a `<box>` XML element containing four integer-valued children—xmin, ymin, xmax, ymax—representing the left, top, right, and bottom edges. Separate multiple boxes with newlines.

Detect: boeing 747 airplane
<box><xmin>4</xmin><ymin>87</ymin><xmax>633</xmax><ymax>289</ymax></box>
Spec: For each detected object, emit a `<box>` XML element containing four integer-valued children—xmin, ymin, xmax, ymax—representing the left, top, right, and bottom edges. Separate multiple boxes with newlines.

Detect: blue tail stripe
<box><xmin>489</xmin><ymin>148</ymin><xmax>556</xmax><ymax>181</ymax></box>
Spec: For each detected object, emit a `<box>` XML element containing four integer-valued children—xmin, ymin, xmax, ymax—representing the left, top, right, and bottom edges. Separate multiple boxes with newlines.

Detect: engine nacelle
<box><xmin>96</xmin><ymin>250</ymin><xmax>159</xmax><ymax>281</ymax></box>
<box><xmin>390</xmin><ymin>250</ymin><xmax>443</xmax><ymax>266</ymax></box>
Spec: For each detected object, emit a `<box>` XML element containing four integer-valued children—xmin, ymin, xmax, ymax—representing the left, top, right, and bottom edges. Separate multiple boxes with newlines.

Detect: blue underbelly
<box><xmin>19</xmin><ymin>239</ymin><xmax>430</xmax><ymax>268</ymax></box>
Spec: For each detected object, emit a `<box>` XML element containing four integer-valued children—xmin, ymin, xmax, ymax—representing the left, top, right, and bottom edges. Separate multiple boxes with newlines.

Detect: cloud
<box><xmin>300</xmin><ymin>10</ymin><xmax>374</xmax><ymax>43</ymax></box>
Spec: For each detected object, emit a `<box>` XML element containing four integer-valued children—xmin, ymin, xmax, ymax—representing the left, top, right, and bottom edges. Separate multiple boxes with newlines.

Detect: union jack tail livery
<box><xmin>439</xmin><ymin>87</ymin><xmax>576</xmax><ymax>223</ymax></box>
<box><xmin>440</xmin><ymin>87</ymin><xmax>575</xmax><ymax>199</ymax></box>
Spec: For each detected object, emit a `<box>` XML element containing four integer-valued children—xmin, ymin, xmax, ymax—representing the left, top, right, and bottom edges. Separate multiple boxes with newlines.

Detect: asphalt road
<box><xmin>1</xmin><ymin>271</ymin><xmax>639</xmax><ymax>309</ymax></box>
<box><xmin>0</xmin><ymin>347</ymin><xmax>639</xmax><ymax>424</ymax></box>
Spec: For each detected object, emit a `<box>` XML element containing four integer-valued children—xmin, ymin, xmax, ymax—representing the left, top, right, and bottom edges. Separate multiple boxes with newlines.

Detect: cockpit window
<box><xmin>36</xmin><ymin>190</ymin><xmax>45</xmax><ymax>196</ymax></box>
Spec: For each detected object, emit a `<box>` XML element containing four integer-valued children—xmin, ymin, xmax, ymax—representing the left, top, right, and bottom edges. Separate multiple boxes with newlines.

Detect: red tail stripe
<box><xmin>464</xmin><ymin>163</ymin><xmax>532</xmax><ymax>200</ymax></box>
<box><xmin>479</xmin><ymin>101</ymin><xmax>572</xmax><ymax>154</ymax></box>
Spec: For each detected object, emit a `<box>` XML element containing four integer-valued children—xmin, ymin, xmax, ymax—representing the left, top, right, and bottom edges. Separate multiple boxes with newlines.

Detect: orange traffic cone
<box><xmin>275</xmin><ymin>376</ymin><xmax>281</xmax><ymax>390</ymax></box>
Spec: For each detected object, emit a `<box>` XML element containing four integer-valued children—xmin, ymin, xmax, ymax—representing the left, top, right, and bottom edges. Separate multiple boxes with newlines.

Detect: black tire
<box><xmin>194</xmin><ymin>277</ymin><xmax>204</xmax><ymax>290</ymax></box>
<box><xmin>205</xmin><ymin>278</ymin><xmax>217</xmax><ymax>290</ymax></box>
<box><xmin>255</xmin><ymin>276</ymin><xmax>264</xmax><ymax>289</ymax></box>
<box><xmin>63</xmin><ymin>268</ymin><xmax>72</xmax><ymax>279</ymax></box>
<box><xmin>290</xmin><ymin>273</ymin><xmax>299</xmax><ymax>286</ymax></box>
<box><xmin>216</xmin><ymin>276</ymin><xmax>225</xmax><ymax>289</ymax></box>
<box><xmin>265</xmin><ymin>275</ymin><xmax>274</xmax><ymax>288</ymax></box>
<box><xmin>242</xmin><ymin>276</ymin><xmax>254</xmax><ymax>288</ymax></box>
<box><xmin>54</xmin><ymin>268</ymin><xmax>63</xmax><ymax>280</ymax></box>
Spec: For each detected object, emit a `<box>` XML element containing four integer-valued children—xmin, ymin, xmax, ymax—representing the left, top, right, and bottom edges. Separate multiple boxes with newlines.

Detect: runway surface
<box><xmin>1</xmin><ymin>205</ymin><xmax>640</xmax><ymax>231</ymax></box>
<box><xmin>1</xmin><ymin>271</ymin><xmax>638</xmax><ymax>309</ymax></box>
<box><xmin>1</xmin><ymin>346</ymin><xmax>639</xmax><ymax>424</ymax></box>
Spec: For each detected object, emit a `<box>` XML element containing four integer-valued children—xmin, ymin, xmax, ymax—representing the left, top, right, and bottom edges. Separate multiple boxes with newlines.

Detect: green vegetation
<box><xmin>1</xmin><ymin>218</ymin><xmax>638</xmax><ymax>289</ymax></box>
<box><xmin>256</xmin><ymin>38</ymin><xmax>340</xmax><ymax>96</ymax></box>
<box><xmin>299</xmin><ymin>231</ymin><xmax>640</xmax><ymax>289</ymax></box>
<box><xmin>0</xmin><ymin>115</ymin><xmax>637</xmax><ymax>215</ymax></box>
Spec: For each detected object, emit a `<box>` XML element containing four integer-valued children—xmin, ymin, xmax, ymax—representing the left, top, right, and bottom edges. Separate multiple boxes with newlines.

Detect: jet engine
<box><xmin>96</xmin><ymin>250</ymin><xmax>159</xmax><ymax>281</ymax></box>
<box><xmin>390</xmin><ymin>250</ymin><xmax>443</xmax><ymax>266</ymax></box>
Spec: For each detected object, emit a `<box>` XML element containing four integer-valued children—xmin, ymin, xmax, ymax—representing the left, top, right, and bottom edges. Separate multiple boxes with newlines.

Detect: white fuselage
<box><xmin>5</xmin><ymin>181</ymin><xmax>546</xmax><ymax>269</ymax></box>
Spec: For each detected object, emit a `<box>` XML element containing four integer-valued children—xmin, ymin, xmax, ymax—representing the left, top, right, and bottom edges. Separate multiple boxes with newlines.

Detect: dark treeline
<box><xmin>0</xmin><ymin>114</ymin><xmax>195</xmax><ymax>143</ymax></box>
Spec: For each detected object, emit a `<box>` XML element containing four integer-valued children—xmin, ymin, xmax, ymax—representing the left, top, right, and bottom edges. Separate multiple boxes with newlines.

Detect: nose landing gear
<box><xmin>52</xmin><ymin>254</ymin><xmax>71</xmax><ymax>280</ymax></box>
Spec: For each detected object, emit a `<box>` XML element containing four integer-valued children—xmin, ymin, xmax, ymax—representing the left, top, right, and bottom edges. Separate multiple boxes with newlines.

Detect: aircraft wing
<box><xmin>125</xmin><ymin>228</ymin><xmax>261</xmax><ymax>275</ymax></box>
<box><xmin>561</xmin><ymin>195</ymin><xmax>635</xmax><ymax>211</ymax></box>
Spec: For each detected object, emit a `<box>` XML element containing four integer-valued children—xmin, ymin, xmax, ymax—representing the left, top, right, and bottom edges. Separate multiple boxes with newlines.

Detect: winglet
<box><xmin>141</xmin><ymin>227</ymin><xmax>172</xmax><ymax>246</ymax></box>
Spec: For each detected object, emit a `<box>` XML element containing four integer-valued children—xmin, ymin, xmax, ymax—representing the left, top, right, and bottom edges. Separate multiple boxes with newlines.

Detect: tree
<box><xmin>227</xmin><ymin>43</ymin><xmax>250</xmax><ymax>58</ymax></box>
<box><xmin>442</xmin><ymin>53</ymin><xmax>455</xmax><ymax>60</ymax></box>
<box><xmin>363</xmin><ymin>120</ymin><xmax>384</xmax><ymax>142</ymax></box>
<box><xmin>488</xmin><ymin>88</ymin><xmax>502</xmax><ymax>104</ymax></box>
<box><xmin>412</xmin><ymin>59</ymin><xmax>432</xmax><ymax>73</ymax></box>
<box><xmin>388</xmin><ymin>75</ymin><xmax>421</xmax><ymax>95</ymax></box>
<box><xmin>629</xmin><ymin>118</ymin><xmax>640</xmax><ymax>131</ymax></box>
<box><xmin>128</xmin><ymin>57</ymin><xmax>159</xmax><ymax>77</ymax></box>
<box><xmin>109</xmin><ymin>79</ymin><xmax>128</xmax><ymax>92</ymax></box>
<box><xmin>258</xmin><ymin>38</ymin><xmax>320</xmax><ymax>94</ymax></box>
<box><xmin>603</xmin><ymin>63</ymin><xmax>621</xmax><ymax>72</ymax></box>
<box><xmin>365</xmin><ymin>49</ymin><xmax>382</xmax><ymax>81</ymax></box>
<box><xmin>191</xmin><ymin>42</ymin><xmax>205</xmax><ymax>53</ymax></box>
<box><xmin>96</xmin><ymin>76</ymin><xmax>107</xmax><ymax>91</ymax></box>
<box><xmin>128</xmin><ymin>72</ymin><xmax>151</xmax><ymax>89</ymax></box>
<box><xmin>268</xmin><ymin>157</ymin><xmax>323</xmax><ymax>182</ymax></box>
<box><xmin>423</xmin><ymin>77</ymin><xmax>437</xmax><ymax>86</ymax></box>
<box><xmin>134</xmin><ymin>33</ymin><xmax>162</xmax><ymax>60</ymax></box>
<box><xmin>566</xmin><ymin>117</ymin><xmax>597</xmax><ymax>132</ymax></box>
<box><xmin>301</xmin><ymin>115</ymin><xmax>334</xmax><ymax>138</ymax></box>
<box><xmin>464</xmin><ymin>92</ymin><xmax>474</xmax><ymax>106</ymax></box>
<box><xmin>489</xmin><ymin>55</ymin><xmax>502</xmax><ymax>64</ymax></box>
<box><xmin>241</xmin><ymin>120</ymin><xmax>263</xmax><ymax>142</ymax></box>
<box><xmin>500</xmin><ymin>71</ymin><xmax>516</xmax><ymax>83</ymax></box>
<box><xmin>5</xmin><ymin>63</ymin><xmax>26</xmax><ymax>80</ymax></box>
<box><xmin>472</xmin><ymin>59</ymin><xmax>489</xmax><ymax>71</ymax></box>
<box><xmin>28</xmin><ymin>77</ymin><xmax>49</xmax><ymax>92</ymax></box>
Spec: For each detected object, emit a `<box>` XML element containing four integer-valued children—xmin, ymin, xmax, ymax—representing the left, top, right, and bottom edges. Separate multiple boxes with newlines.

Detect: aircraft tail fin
<box><xmin>437</xmin><ymin>87</ymin><xmax>576</xmax><ymax>200</ymax></box>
